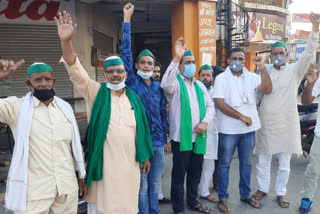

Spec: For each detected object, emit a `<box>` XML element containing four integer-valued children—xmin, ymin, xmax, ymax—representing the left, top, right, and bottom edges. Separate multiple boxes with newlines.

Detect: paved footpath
<box><xmin>0</xmin><ymin>151</ymin><xmax>319</xmax><ymax>213</ymax></box>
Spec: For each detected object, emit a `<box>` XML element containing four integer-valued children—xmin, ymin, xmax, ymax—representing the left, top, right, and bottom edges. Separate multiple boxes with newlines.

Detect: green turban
<box><xmin>27</xmin><ymin>63</ymin><xmax>53</xmax><ymax>76</ymax></box>
<box><xmin>137</xmin><ymin>49</ymin><xmax>154</xmax><ymax>60</ymax></box>
<box><xmin>271</xmin><ymin>41</ymin><xmax>287</xmax><ymax>50</ymax></box>
<box><xmin>104</xmin><ymin>56</ymin><xmax>124</xmax><ymax>68</ymax></box>
<box><xmin>183</xmin><ymin>50</ymin><xmax>193</xmax><ymax>57</ymax></box>
<box><xmin>199</xmin><ymin>64</ymin><xmax>213</xmax><ymax>73</ymax></box>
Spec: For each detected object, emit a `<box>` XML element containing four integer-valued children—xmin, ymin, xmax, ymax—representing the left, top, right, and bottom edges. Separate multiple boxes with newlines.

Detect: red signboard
<box><xmin>0</xmin><ymin>0</ymin><xmax>75</xmax><ymax>25</ymax></box>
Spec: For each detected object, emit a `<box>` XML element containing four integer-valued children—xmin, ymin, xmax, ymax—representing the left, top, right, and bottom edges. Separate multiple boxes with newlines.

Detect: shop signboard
<box><xmin>295</xmin><ymin>41</ymin><xmax>307</xmax><ymax>60</ymax></box>
<box><xmin>248</xmin><ymin>12</ymin><xmax>285</xmax><ymax>43</ymax></box>
<box><xmin>198</xmin><ymin>0</ymin><xmax>216</xmax><ymax>66</ymax></box>
<box><xmin>0</xmin><ymin>0</ymin><xmax>75</xmax><ymax>25</ymax></box>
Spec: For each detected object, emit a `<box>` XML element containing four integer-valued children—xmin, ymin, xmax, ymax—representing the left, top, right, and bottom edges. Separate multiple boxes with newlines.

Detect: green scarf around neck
<box><xmin>86</xmin><ymin>83</ymin><xmax>154</xmax><ymax>187</ymax></box>
<box><xmin>177</xmin><ymin>74</ymin><xmax>207</xmax><ymax>154</ymax></box>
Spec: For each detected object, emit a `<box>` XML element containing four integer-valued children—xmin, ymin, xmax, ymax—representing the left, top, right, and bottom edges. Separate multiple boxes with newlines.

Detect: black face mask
<box><xmin>28</xmin><ymin>81</ymin><xmax>55</xmax><ymax>101</ymax></box>
<box><xmin>33</xmin><ymin>88</ymin><xmax>55</xmax><ymax>101</ymax></box>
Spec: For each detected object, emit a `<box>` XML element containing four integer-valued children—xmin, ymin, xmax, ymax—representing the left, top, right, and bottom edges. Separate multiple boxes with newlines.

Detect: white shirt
<box><xmin>161</xmin><ymin>61</ymin><xmax>215</xmax><ymax>142</ymax></box>
<box><xmin>0</xmin><ymin>97</ymin><xmax>77</xmax><ymax>201</ymax></box>
<box><xmin>213</xmin><ymin>70</ymin><xmax>261</xmax><ymax>134</ymax></box>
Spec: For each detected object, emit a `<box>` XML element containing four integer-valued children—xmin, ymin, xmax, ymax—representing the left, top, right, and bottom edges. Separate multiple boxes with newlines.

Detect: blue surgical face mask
<box><xmin>272</xmin><ymin>55</ymin><xmax>286</xmax><ymax>66</ymax></box>
<box><xmin>183</xmin><ymin>64</ymin><xmax>196</xmax><ymax>78</ymax></box>
<box><xmin>137</xmin><ymin>69</ymin><xmax>153</xmax><ymax>80</ymax></box>
<box><xmin>202</xmin><ymin>81</ymin><xmax>212</xmax><ymax>89</ymax></box>
<box><xmin>230</xmin><ymin>61</ymin><xmax>243</xmax><ymax>73</ymax></box>
<box><xmin>106</xmin><ymin>79</ymin><xmax>126</xmax><ymax>91</ymax></box>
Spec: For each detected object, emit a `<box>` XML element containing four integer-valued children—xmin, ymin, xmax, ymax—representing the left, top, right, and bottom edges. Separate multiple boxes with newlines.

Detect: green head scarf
<box><xmin>271</xmin><ymin>41</ymin><xmax>287</xmax><ymax>50</ymax></box>
<box><xmin>27</xmin><ymin>63</ymin><xmax>53</xmax><ymax>76</ymax></box>
<box><xmin>137</xmin><ymin>49</ymin><xmax>154</xmax><ymax>60</ymax></box>
<box><xmin>183</xmin><ymin>50</ymin><xmax>193</xmax><ymax>57</ymax></box>
<box><xmin>199</xmin><ymin>64</ymin><xmax>213</xmax><ymax>74</ymax></box>
<box><xmin>104</xmin><ymin>56</ymin><xmax>124</xmax><ymax>68</ymax></box>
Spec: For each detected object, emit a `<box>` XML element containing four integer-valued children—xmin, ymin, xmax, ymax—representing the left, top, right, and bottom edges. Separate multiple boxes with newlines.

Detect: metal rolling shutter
<box><xmin>92</xmin><ymin>30</ymin><xmax>113</xmax><ymax>82</ymax></box>
<box><xmin>0</xmin><ymin>24</ymin><xmax>73</xmax><ymax>98</ymax></box>
<box><xmin>93</xmin><ymin>30</ymin><xmax>113</xmax><ymax>52</ymax></box>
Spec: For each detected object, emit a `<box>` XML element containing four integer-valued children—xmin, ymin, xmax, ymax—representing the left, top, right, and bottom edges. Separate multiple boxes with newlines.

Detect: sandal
<box><xmin>240</xmin><ymin>197</ymin><xmax>262</xmax><ymax>208</ymax></box>
<box><xmin>200</xmin><ymin>194</ymin><xmax>219</xmax><ymax>203</ymax></box>
<box><xmin>252</xmin><ymin>190</ymin><xmax>267</xmax><ymax>201</ymax></box>
<box><xmin>217</xmin><ymin>199</ymin><xmax>230</xmax><ymax>213</ymax></box>
<box><xmin>277</xmin><ymin>196</ymin><xmax>290</xmax><ymax>208</ymax></box>
<box><xmin>190</xmin><ymin>202</ymin><xmax>210</xmax><ymax>213</ymax></box>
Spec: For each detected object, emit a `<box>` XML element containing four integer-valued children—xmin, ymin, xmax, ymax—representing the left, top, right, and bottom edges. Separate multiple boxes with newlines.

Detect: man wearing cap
<box><xmin>253</xmin><ymin>13</ymin><xmax>320</xmax><ymax>209</ymax></box>
<box><xmin>0</xmin><ymin>59</ymin><xmax>86</xmax><ymax>214</ymax></box>
<box><xmin>161</xmin><ymin>37</ymin><xmax>215</xmax><ymax>214</ymax></box>
<box><xmin>120</xmin><ymin>4</ymin><xmax>168</xmax><ymax>214</ymax></box>
<box><xmin>55</xmin><ymin>11</ymin><xmax>154</xmax><ymax>214</ymax></box>
<box><xmin>197</xmin><ymin>65</ymin><xmax>219</xmax><ymax>204</ymax></box>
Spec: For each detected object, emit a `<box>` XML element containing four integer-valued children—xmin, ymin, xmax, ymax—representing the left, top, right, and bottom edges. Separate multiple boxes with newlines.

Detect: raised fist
<box><xmin>252</xmin><ymin>55</ymin><xmax>266</xmax><ymax>68</ymax></box>
<box><xmin>123</xmin><ymin>3</ymin><xmax>134</xmax><ymax>22</ymax></box>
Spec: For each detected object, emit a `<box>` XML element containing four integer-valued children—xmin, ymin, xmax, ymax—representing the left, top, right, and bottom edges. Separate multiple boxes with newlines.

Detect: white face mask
<box><xmin>137</xmin><ymin>69</ymin><xmax>153</xmax><ymax>80</ymax></box>
<box><xmin>106</xmin><ymin>79</ymin><xmax>126</xmax><ymax>91</ymax></box>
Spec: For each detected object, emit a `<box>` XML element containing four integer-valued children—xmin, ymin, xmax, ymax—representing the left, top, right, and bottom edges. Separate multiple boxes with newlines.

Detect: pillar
<box><xmin>171</xmin><ymin>0</ymin><xmax>217</xmax><ymax>77</ymax></box>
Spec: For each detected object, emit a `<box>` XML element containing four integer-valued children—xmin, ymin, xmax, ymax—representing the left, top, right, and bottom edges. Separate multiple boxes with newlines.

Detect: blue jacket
<box><xmin>120</xmin><ymin>22</ymin><xmax>167</xmax><ymax>146</ymax></box>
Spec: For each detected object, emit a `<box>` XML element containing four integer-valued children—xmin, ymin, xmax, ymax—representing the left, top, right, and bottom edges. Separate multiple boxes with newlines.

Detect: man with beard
<box><xmin>152</xmin><ymin>60</ymin><xmax>161</xmax><ymax>82</ymax></box>
<box><xmin>197</xmin><ymin>65</ymin><xmax>219</xmax><ymax>204</ymax></box>
<box><xmin>0</xmin><ymin>59</ymin><xmax>86</xmax><ymax>214</ymax></box>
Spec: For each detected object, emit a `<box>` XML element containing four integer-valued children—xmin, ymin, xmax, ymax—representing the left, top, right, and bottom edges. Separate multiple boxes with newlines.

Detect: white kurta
<box><xmin>61</xmin><ymin>57</ymin><xmax>140</xmax><ymax>214</ymax></box>
<box><xmin>204</xmin><ymin>88</ymin><xmax>218</xmax><ymax>160</ymax></box>
<box><xmin>255</xmin><ymin>32</ymin><xmax>319</xmax><ymax>155</ymax></box>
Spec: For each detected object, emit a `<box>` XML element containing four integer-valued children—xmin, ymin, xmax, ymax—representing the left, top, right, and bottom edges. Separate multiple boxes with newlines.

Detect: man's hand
<box><xmin>310</xmin><ymin>12</ymin><xmax>320</xmax><ymax>32</ymax></box>
<box><xmin>195</xmin><ymin>122</ymin><xmax>208</xmax><ymax>135</ymax></box>
<box><xmin>0</xmin><ymin>59</ymin><xmax>24</xmax><ymax>80</ymax></box>
<box><xmin>123</xmin><ymin>3</ymin><xmax>134</xmax><ymax>22</ymax></box>
<box><xmin>305</xmin><ymin>64</ymin><xmax>320</xmax><ymax>85</ymax></box>
<box><xmin>78</xmin><ymin>179</ymin><xmax>88</xmax><ymax>200</ymax></box>
<box><xmin>142</xmin><ymin>160</ymin><xmax>151</xmax><ymax>174</ymax></box>
<box><xmin>164</xmin><ymin>144</ymin><xmax>169</xmax><ymax>155</ymax></box>
<box><xmin>173</xmin><ymin>37</ymin><xmax>186</xmax><ymax>63</ymax></box>
<box><xmin>54</xmin><ymin>11</ymin><xmax>77</xmax><ymax>42</ymax></box>
<box><xmin>239</xmin><ymin>115</ymin><xmax>252</xmax><ymax>127</ymax></box>
<box><xmin>252</xmin><ymin>55</ymin><xmax>266</xmax><ymax>68</ymax></box>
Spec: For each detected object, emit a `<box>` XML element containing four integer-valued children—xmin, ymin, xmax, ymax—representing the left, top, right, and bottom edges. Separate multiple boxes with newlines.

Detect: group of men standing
<box><xmin>1</xmin><ymin>2</ymin><xmax>320</xmax><ymax>214</ymax></box>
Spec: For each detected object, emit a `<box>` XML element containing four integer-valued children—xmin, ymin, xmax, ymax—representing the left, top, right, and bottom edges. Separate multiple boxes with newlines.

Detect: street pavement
<box><xmin>0</xmin><ymin>138</ymin><xmax>319</xmax><ymax>213</ymax></box>
<box><xmin>158</xmin><ymin>152</ymin><xmax>320</xmax><ymax>214</ymax></box>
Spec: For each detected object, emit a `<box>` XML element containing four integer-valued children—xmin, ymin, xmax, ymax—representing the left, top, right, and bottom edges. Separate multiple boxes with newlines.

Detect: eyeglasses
<box><xmin>104</xmin><ymin>69</ymin><xmax>125</xmax><ymax>74</ymax></box>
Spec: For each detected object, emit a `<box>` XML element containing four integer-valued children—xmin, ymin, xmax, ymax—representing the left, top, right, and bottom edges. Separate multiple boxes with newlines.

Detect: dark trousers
<box><xmin>170</xmin><ymin>140</ymin><xmax>204</xmax><ymax>213</ymax></box>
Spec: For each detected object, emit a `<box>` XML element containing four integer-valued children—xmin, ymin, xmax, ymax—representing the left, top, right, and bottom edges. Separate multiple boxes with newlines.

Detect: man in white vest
<box><xmin>0</xmin><ymin>58</ymin><xmax>86</xmax><ymax>214</ymax></box>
